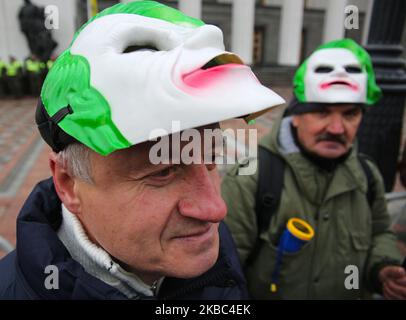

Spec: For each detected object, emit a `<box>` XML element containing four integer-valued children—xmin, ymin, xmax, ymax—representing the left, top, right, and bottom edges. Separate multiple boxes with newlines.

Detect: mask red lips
<box><xmin>182</xmin><ymin>53</ymin><xmax>257</xmax><ymax>89</ymax></box>
<box><xmin>183</xmin><ymin>63</ymin><xmax>251</xmax><ymax>88</ymax></box>
<box><xmin>319</xmin><ymin>79</ymin><xmax>359</xmax><ymax>91</ymax></box>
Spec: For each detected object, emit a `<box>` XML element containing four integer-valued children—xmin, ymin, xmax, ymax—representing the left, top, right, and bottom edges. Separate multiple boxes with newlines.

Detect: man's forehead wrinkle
<box><xmin>99</xmin><ymin>123</ymin><xmax>223</xmax><ymax>173</ymax></box>
<box><xmin>326</xmin><ymin>104</ymin><xmax>360</xmax><ymax>112</ymax></box>
<box><xmin>101</xmin><ymin>144</ymin><xmax>149</xmax><ymax>175</ymax></box>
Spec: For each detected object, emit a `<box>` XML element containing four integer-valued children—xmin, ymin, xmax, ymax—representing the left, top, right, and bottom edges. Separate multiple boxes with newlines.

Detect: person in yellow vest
<box><xmin>6</xmin><ymin>56</ymin><xmax>23</xmax><ymax>99</ymax></box>
<box><xmin>46</xmin><ymin>59</ymin><xmax>53</xmax><ymax>70</ymax></box>
<box><xmin>39</xmin><ymin>59</ymin><xmax>47</xmax><ymax>85</ymax></box>
<box><xmin>0</xmin><ymin>58</ymin><xmax>6</xmax><ymax>97</ymax></box>
<box><xmin>0</xmin><ymin>59</ymin><xmax>5</xmax><ymax>74</ymax></box>
<box><xmin>36</xmin><ymin>57</ymin><xmax>56</xmax><ymax>86</ymax></box>
<box><xmin>44</xmin><ymin>57</ymin><xmax>54</xmax><ymax>79</ymax></box>
<box><xmin>25</xmin><ymin>54</ymin><xmax>42</xmax><ymax>95</ymax></box>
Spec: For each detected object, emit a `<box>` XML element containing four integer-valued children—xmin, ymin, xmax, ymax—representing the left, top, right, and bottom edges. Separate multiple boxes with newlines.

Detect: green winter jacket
<box><xmin>222</xmin><ymin>113</ymin><xmax>403</xmax><ymax>300</ymax></box>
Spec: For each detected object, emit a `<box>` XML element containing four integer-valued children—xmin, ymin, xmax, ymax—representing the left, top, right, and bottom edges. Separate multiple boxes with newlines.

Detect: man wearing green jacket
<box><xmin>222</xmin><ymin>39</ymin><xmax>405</xmax><ymax>300</ymax></box>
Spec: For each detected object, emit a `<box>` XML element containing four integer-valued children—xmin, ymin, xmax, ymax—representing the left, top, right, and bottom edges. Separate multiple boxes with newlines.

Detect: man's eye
<box><xmin>314</xmin><ymin>66</ymin><xmax>334</xmax><ymax>73</ymax></box>
<box><xmin>314</xmin><ymin>109</ymin><xmax>329</xmax><ymax>117</ymax></box>
<box><xmin>345</xmin><ymin>109</ymin><xmax>361</xmax><ymax>118</ymax></box>
<box><xmin>151</xmin><ymin>166</ymin><xmax>179</xmax><ymax>179</ymax></box>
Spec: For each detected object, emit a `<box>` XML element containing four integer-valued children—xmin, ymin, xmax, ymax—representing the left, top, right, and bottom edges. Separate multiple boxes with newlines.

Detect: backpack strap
<box><xmin>246</xmin><ymin>146</ymin><xmax>285</xmax><ymax>266</ymax></box>
<box><xmin>358</xmin><ymin>153</ymin><xmax>376</xmax><ymax>208</ymax></box>
<box><xmin>255</xmin><ymin>146</ymin><xmax>285</xmax><ymax>234</ymax></box>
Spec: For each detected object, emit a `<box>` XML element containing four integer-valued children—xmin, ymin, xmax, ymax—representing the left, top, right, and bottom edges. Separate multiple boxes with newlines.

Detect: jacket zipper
<box><xmin>307</xmin><ymin>206</ymin><xmax>321</xmax><ymax>299</ymax></box>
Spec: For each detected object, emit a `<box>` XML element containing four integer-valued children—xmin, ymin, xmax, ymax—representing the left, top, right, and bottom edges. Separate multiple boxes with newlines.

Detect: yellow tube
<box><xmin>287</xmin><ymin>218</ymin><xmax>314</xmax><ymax>241</ymax></box>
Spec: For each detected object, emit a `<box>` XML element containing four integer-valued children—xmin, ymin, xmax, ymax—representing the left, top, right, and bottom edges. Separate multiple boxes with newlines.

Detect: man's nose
<box><xmin>327</xmin><ymin>114</ymin><xmax>345</xmax><ymax>135</ymax></box>
<box><xmin>178</xmin><ymin>164</ymin><xmax>227</xmax><ymax>223</ymax></box>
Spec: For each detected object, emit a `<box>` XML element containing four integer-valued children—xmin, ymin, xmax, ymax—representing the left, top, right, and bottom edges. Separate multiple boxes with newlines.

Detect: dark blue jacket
<box><xmin>0</xmin><ymin>178</ymin><xmax>248</xmax><ymax>300</ymax></box>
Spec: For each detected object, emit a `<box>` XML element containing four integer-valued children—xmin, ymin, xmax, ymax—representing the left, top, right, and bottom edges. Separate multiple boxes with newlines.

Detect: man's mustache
<box><xmin>316</xmin><ymin>133</ymin><xmax>347</xmax><ymax>145</ymax></box>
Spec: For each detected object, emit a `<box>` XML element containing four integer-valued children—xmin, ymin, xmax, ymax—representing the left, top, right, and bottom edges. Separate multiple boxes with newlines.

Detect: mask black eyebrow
<box><xmin>123</xmin><ymin>44</ymin><xmax>158</xmax><ymax>53</ymax></box>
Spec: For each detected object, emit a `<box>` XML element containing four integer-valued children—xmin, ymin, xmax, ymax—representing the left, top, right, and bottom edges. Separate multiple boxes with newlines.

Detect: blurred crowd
<box><xmin>0</xmin><ymin>54</ymin><xmax>54</xmax><ymax>99</ymax></box>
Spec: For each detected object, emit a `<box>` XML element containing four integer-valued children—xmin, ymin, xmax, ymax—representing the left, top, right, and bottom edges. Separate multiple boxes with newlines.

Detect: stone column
<box><xmin>231</xmin><ymin>0</ymin><xmax>255</xmax><ymax>65</ymax></box>
<box><xmin>323</xmin><ymin>0</ymin><xmax>347</xmax><ymax>43</ymax></box>
<box><xmin>277</xmin><ymin>0</ymin><xmax>304</xmax><ymax>66</ymax></box>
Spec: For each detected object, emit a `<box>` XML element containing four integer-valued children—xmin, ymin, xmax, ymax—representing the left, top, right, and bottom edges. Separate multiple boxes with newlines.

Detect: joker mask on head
<box><xmin>38</xmin><ymin>1</ymin><xmax>284</xmax><ymax>155</ymax></box>
<box><xmin>293</xmin><ymin>38</ymin><xmax>382</xmax><ymax>106</ymax></box>
<box><xmin>305</xmin><ymin>48</ymin><xmax>366</xmax><ymax>103</ymax></box>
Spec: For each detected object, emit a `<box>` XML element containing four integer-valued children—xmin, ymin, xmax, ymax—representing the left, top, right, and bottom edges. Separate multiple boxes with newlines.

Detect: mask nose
<box><xmin>183</xmin><ymin>24</ymin><xmax>225</xmax><ymax>51</ymax></box>
<box><xmin>333</xmin><ymin>66</ymin><xmax>348</xmax><ymax>77</ymax></box>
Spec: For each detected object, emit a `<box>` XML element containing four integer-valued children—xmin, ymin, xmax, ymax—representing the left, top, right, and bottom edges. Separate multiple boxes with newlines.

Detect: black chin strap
<box><xmin>35</xmin><ymin>99</ymin><xmax>78</xmax><ymax>152</ymax></box>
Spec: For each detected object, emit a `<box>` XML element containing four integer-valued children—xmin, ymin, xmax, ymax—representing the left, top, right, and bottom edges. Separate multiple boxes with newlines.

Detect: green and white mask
<box><xmin>293</xmin><ymin>38</ymin><xmax>382</xmax><ymax>105</ymax></box>
<box><xmin>41</xmin><ymin>1</ymin><xmax>284</xmax><ymax>155</ymax></box>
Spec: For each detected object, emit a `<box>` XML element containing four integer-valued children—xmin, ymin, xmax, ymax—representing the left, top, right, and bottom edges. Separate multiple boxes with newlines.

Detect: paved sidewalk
<box><xmin>0</xmin><ymin>98</ymin><xmax>51</xmax><ymax>258</ymax></box>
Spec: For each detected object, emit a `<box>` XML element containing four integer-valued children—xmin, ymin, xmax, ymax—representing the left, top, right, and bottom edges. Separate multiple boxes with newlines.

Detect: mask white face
<box><xmin>70</xmin><ymin>14</ymin><xmax>284</xmax><ymax>145</ymax></box>
<box><xmin>304</xmin><ymin>48</ymin><xmax>367</xmax><ymax>103</ymax></box>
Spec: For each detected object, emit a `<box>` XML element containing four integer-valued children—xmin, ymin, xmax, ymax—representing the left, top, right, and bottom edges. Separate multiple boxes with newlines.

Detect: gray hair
<box><xmin>56</xmin><ymin>143</ymin><xmax>93</xmax><ymax>183</ymax></box>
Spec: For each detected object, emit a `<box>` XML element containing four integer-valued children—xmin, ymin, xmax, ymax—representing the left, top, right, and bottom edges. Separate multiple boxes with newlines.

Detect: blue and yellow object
<box><xmin>270</xmin><ymin>218</ymin><xmax>314</xmax><ymax>293</ymax></box>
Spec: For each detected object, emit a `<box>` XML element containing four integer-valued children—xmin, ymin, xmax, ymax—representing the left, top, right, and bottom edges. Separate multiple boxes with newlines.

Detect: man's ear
<box><xmin>292</xmin><ymin>115</ymin><xmax>299</xmax><ymax>128</ymax></box>
<box><xmin>49</xmin><ymin>152</ymin><xmax>81</xmax><ymax>214</ymax></box>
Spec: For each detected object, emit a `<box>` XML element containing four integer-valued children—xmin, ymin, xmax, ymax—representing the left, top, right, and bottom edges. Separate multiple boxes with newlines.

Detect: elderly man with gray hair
<box><xmin>0</xmin><ymin>1</ymin><xmax>284</xmax><ymax>299</ymax></box>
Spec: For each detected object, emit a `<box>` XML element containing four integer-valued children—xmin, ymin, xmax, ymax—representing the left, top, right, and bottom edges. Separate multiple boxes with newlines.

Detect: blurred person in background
<box><xmin>25</xmin><ymin>54</ymin><xmax>45</xmax><ymax>95</ymax></box>
<box><xmin>0</xmin><ymin>58</ymin><xmax>6</xmax><ymax>97</ymax></box>
<box><xmin>6</xmin><ymin>56</ymin><xmax>23</xmax><ymax>99</ymax></box>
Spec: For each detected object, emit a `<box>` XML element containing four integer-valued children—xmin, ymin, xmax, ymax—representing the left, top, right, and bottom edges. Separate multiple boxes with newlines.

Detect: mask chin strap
<box><xmin>35</xmin><ymin>99</ymin><xmax>77</xmax><ymax>152</ymax></box>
